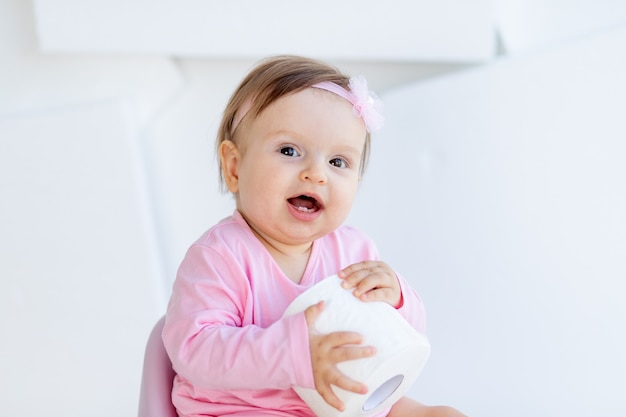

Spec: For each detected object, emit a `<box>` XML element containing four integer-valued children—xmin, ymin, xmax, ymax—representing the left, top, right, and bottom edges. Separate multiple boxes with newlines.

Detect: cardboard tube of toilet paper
<box><xmin>283</xmin><ymin>275</ymin><xmax>431</xmax><ymax>417</ymax></box>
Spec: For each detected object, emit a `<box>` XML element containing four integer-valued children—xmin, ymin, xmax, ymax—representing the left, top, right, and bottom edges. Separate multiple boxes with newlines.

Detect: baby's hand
<box><xmin>304</xmin><ymin>301</ymin><xmax>376</xmax><ymax>411</ymax></box>
<box><xmin>338</xmin><ymin>261</ymin><xmax>402</xmax><ymax>308</ymax></box>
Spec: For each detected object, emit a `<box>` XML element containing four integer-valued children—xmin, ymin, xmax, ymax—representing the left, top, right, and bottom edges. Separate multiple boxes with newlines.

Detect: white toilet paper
<box><xmin>283</xmin><ymin>275</ymin><xmax>431</xmax><ymax>417</ymax></box>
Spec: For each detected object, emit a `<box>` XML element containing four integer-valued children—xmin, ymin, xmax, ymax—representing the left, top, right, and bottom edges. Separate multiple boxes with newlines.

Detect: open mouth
<box><xmin>287</xmin><ymin>195</ymin><xmax>322</xmax><ymax>213</ymax></box>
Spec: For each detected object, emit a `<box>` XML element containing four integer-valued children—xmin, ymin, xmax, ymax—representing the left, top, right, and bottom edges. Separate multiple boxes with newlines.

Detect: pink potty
<box><xmin>138</xmin><ymin>316</ymin><xmax>178</xmax><ymax>417</ymax></box>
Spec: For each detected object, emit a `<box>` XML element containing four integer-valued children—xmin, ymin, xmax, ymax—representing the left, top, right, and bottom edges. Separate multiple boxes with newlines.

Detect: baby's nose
<box><xmin>300</xmin><ymin>161</ymin><xmax>327</xmax><ymax>184</ymax></box>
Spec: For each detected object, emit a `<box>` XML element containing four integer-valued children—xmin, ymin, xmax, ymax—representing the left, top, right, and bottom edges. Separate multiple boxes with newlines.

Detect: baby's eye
<box><xmin>329</xmin><ymin>158</ymin><xmax>348</xmax><ymax>168</ymax></box>
<box><xmin>279</xmin><ymin>146</ymin><xmax>300</xmax><ymax>157</ymax></box>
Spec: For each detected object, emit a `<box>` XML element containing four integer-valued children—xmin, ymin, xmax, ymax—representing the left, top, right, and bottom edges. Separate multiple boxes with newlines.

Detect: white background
<box><xmin>1</xmin><ymin>1</ymin><xmax>625</xmax><ymax>416</ymax></box>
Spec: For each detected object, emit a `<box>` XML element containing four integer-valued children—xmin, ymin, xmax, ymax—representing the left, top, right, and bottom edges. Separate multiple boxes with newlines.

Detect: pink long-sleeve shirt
<box><xmin>162</xmin><ymin>211</ymin><xmax>426</xmax><ymax>417</ymax></box>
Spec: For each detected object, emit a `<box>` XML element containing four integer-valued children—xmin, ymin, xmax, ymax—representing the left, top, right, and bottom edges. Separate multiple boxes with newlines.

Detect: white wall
<box><xmin>32</xmin><ymin>0</ymin><xmax>494</xmax><ymax>61</ymax></box>
<box><xmin>349</xmin><ymin>25</ymin><xmax>626</xmax><ymax>415</ymax></box>
<box><xmin>1</xmin><ymin>0</ymin><xmax>625</xmax><ymax>416</ymax></box>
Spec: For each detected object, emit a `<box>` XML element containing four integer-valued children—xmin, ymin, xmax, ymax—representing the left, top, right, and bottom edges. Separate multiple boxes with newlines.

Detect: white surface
<box><xmin>0</xmin><ymin>102</ymin><xmax>162</xmax><ymax>416</ymax></box>
<box><xmin>0</xmin><ymin>0</ymin><xmax>183</xmax><ymax>127</ymax></box>
<box><xmin>33</xmin><ymin>0</ymin><xmax>495</xmax><ymax>61</ymax></box>
<box><xmin>348</xmin><ymin>24</ymin><xmax>626</xmax><ymax>416</ymax></box>
<box><xmin>494</xmin><ymin>0</ymin><xmax>626</xmax><ymax>54</ymax></box>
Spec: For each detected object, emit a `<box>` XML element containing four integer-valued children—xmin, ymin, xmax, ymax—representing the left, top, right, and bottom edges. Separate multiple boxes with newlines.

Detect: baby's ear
<box><xmin>220</xmin><ymin>140</ymin><xmax>240</xmax><ymax>193</ymax></box>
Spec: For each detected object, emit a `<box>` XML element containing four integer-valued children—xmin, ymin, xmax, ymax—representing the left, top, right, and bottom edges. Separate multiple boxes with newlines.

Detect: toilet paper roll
<box><xmin>283</xmin><ymin>275</ymin><xmax>431</xmax><ymax>417</ymax></box>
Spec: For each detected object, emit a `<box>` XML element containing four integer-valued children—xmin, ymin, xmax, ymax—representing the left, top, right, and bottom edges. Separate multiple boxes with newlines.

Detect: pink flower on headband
<box><xmin>312</xmin><ymin>77</ymin><xmax>384</xmax><ymax>132</ymax></box>
<box><xmin>348</xmin><ymin>76</ymin><xmax>384</xmax><ymax>132</ymax></box>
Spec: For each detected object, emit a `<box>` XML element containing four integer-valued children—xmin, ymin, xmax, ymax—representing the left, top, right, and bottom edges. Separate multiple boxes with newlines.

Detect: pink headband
<box><xmin>230</xmin><ymin>76</ymin><xmax>384</xmax><ymax>135</ymax></box>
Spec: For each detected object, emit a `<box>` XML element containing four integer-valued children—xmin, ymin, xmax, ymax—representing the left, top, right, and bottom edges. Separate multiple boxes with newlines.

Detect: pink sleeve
<box><xmin>395</xmin><ymin>273</ymin><xmax>427</xmax><ymax>334</ymax></box>
<box><xmin>162</xmin><ymin>243</ymin><xmax>315</xmax><ymax>391</ymax></box>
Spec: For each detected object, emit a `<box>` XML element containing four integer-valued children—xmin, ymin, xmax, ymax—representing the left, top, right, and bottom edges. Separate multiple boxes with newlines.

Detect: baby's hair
<box><xmin>216</xmin><ymin>55</ymin><xmax>371</xmax><ymax>191</ymax></box>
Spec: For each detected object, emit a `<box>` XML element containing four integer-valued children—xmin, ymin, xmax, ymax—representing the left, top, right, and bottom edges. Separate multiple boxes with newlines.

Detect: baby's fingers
<box><xmin>316</xmin><ymin>364</ymin><xmax>369</xmax><ymax>411</ymax></box>
<box><xmin>330</xmin><ymin>369</ymin><xmax>370</xmax><ymax>395</ymax></box>
<box><xmin>317</xmin><ymin>381</ymin><xmax>345</xmax><ymax>411</ymax></box>
<box><xmin>314</xmin><ymin>331</ymin><xmax>376</xmax><ymax>363</ymax></box>
<box><xmin>328</xmin><ymin>337</ymin><xmax>377</xmax><ymax>363</ymax></box>
<box><xmin>338</xmin><ymin>261</ymin><xmax>377</xmax><ymax>286</ymax></box>
<box><xmin>339</xmin><ymin>260</ymin><xmax>377</xmax><ymax>277</ymax></box>
<box><xmin>323</xmin><ymin>330</ymin><xmax>365</xmax><ymax>347</ymax></box>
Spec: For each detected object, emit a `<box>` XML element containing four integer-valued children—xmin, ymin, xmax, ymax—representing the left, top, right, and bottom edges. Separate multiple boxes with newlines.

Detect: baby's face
<box><xmin>227</xmin><ymin>88</ymin><xmax>367</xmax><ymax>249</ymax></box>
